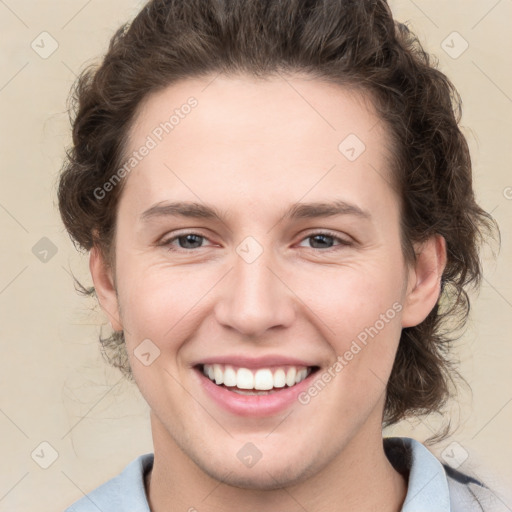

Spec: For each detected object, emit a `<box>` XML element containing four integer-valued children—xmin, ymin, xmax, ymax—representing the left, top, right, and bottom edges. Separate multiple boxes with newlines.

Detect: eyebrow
<box><xmin>140</xmin><ymin>199</ymin><xmax>372</xmax><ymax>223</ymax></box>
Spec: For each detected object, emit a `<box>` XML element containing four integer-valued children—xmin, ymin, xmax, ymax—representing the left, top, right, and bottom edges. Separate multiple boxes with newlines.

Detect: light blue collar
<box><xmin>385</xmin><ymin>437</ymin><xmax>451</xmax><ymax>511</ymax></box>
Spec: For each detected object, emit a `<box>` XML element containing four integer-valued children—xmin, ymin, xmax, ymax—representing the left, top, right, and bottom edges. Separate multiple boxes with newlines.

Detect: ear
<box><xmin>401</xmin><ymin>234</ymin><xmax>447</xmax><ymax>328</ymax></box>
<box><xmin>89</xmin><ymin>245</ymin><xmax>123</xmax><ymax>331</ymax></box>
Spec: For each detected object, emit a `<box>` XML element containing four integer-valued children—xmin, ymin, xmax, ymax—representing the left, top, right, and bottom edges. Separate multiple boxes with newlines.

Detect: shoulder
<box><xmin>63</xmin><ymin>452</ymin><xmax>154</xmax><ymax>512</ymax></box>
<box><xmin>444</xmin><ymin>464</ymin><xmax>508</xmax><ymax>512</ymax></box>
<box><xmin>384</xmin><ymin>437</ymin><xmax>507</xmax><ymax>512</ymax></box>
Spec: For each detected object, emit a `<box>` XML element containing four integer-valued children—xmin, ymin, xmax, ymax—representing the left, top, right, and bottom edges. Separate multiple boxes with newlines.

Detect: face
<box><xmin>92</xmin><ymin>73</ymin><xmax>443</xmax><ymax>490</ymax></box>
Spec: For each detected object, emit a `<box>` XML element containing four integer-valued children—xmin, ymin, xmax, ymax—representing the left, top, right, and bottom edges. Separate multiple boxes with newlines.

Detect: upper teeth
<box><xmin>202</xmin><ymin>364</ymin><xmax>311</xmax><ymax>390</ymax></box>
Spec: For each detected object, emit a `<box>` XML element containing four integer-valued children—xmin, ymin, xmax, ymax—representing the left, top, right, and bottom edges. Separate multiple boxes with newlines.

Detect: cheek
<box><xmin>295</xmin><ymin>258</ymin><xmax>405</xmax><ymax>338</ymax></box>
<box><xmin>115</xmin><ymin>259</ymin><xmax>228</xmax><ymax>358</ymax></box>
<box><xmin>297</xmin><ymin>257</ymin><xmax>405</xmax><ymax>396</ymax></box>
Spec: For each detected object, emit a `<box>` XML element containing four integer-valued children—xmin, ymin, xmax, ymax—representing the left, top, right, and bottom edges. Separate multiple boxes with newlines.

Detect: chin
<box><xmin>200</xmin><ymin>459</ymin><xmax>316</xmax><ymax>491</ymax></box>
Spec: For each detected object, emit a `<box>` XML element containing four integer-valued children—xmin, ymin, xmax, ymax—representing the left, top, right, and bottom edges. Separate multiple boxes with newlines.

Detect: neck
<box><xmin>146</xmin><ymin>415</ymin><xmax>407</xmax><ymax>512</ymax></box>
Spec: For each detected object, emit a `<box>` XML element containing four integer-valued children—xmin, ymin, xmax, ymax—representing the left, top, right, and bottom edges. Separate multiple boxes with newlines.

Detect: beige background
<box><xmin>0</xmin><ymin>1</ymin><xmax>511</xmax><ymax>510</ymax></box>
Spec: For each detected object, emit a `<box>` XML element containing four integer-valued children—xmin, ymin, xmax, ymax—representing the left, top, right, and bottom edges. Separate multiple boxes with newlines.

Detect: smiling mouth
<box><xmin>197</xmin><ymin>363</ymin><xmax>320</xmax><ymax>395</ymax></box>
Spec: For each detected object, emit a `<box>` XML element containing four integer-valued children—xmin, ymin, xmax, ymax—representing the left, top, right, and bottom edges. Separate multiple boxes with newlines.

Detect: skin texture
<box><xmin>90</xmin><ymin>73</ymin><xmax>447</xmax><ymax>512</ymax></box>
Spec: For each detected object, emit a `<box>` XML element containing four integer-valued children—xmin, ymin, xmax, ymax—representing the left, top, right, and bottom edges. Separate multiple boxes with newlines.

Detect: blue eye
<box><xmin>163</xmin><ymin>232</ymin><xmax>210</xmax><ymax>251</ymax></box>
<box><xmin>160</xmin><ymin>230</ymin><xmax>351</xmax><ymax>252</ymax></box>
<box><xmin>298</xmin><ymin>231</ymin><xmax>352</xmax><ymax>251</ymax></box>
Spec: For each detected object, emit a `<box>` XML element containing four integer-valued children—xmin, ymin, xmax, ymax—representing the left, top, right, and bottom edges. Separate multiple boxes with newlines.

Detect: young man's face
<box><xmin>91</xmin><ymin>74</ymin><xmax>444</xmax><ymax>490</ymax></box>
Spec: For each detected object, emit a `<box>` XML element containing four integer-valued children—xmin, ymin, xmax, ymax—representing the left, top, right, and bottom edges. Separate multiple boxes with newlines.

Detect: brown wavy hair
<box><xmin>57</xmin><ymin>0</ymin><xmax>499</xmax><ymax>429</ymax></box>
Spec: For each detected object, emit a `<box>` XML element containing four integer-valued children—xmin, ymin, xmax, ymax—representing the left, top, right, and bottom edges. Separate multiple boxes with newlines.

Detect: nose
<box><xmin>214</xmin><ymin>247</ymin><xmax>296</xmax><ymax>338</ymax></box>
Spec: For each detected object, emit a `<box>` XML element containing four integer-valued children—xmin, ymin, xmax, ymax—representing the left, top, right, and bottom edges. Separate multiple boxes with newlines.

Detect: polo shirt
<box><xmin>64</xmin><ymin>436</ymin><xmax>496</xmax><ymax>511</ymax></box>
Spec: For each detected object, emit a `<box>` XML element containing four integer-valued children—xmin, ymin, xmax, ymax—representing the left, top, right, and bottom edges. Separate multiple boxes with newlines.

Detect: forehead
<box><xmin>120</xmin><ymin>73</ymin><xmax>397</xmax><ymax>221</ymax></box>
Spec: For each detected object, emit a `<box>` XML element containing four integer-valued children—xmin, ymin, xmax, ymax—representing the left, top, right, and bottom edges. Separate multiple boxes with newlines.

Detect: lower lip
<box><xmin>195</xmin><ymin>367</ymin><xmax>317</xmax><ymax>417</ymax></box>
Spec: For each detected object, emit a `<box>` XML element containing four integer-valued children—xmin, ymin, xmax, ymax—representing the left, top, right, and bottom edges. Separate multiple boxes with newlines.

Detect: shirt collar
<box><xmin>385</xmin><ymin>436</ymin><xmax>451</xmax><ymax>512</ymax></box>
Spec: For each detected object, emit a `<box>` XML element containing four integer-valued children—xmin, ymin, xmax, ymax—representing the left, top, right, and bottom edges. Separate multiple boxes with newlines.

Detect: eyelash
<box><xmin>159</xmin><ymin>230</ymin><xmax>352</xmax><ymax>253</ymax></box>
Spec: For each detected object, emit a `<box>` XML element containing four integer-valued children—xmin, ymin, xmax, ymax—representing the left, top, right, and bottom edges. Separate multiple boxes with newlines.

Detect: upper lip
<box><xmin>193</xmin><ymin>355</ymin><xmax>319</xmax><ymax>369</ymax></box>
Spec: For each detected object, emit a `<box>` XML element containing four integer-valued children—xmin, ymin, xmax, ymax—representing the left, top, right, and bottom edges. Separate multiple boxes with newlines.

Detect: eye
<box><xmin>297</xmin><ymin>231</ymin><xmax>352</xmax><ymax>251</ymax></box>
<box><xmin>160</xmin><ymin>232</ymin><xmax>213</xmax><ymax>251</ymax></box>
